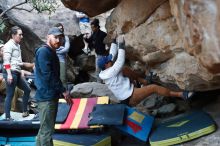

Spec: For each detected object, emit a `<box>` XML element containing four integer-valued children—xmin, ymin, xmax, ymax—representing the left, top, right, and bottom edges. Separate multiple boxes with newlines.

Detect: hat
<box><xmin>98</xmin><ymin>54</ymin><xmax>113</xmax><ymax>70</ymax></box>
<box><xmin>47</xmin><ymin>27</ymin><xmax>63</xmax><ymax>36</ymax></box>
<box><xmin>91</xmin><ymin>18</ymin><xmax>100</xmax><ymax>27</ymax></box>
<box><xmin>0</xmin><ymin>44</ymin><xmax>4</xmax><ymax>48</ymax></box>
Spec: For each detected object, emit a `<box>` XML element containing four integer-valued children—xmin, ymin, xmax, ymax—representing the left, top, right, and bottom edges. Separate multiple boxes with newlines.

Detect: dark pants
<box><xmin>3</xmin><ymin>71</ymin><xmax>31</xmax><ymax>118</ymax></box>
<box><xmin>36</xmin><ymin>98</ymin><xmax>58</xmax><ymax>146</ymax></box>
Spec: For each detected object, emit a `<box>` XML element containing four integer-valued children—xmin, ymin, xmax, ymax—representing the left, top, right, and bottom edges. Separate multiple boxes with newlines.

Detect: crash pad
<box><xmin>149</xmin><ymin>110</ymin><xmax>217</xmax><ymax>146</ymax></box>
<box><xmin>88</xmin><ymin>104</ymin><xmax>125</xmax><ymax>126</ymax></box>
<box><xmin>55</xmin><ymin>96</ymin><xmax>109</xmax><ymax>130</ymax></box>
<box><xmin>115</xmin><ymin>106</ymin><xmax>154</xmax><ymax>142</ymax></box>
<box><xmin>53</xmin><ymin>133</ymin><xmax>111</xmax><ymax>146</ymax></box>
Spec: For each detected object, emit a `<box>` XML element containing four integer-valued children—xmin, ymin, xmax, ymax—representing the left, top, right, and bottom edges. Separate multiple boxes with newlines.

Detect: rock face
<box><xmin>169</xmin><ymin>0</ymin><xmax>220</xmax><ymax>74</ymax></box>
<box><xmin>70</xmin><ymin>82</ymin><xmax>118</xmax><ymax>102</ymax></box>
<box><xmin>0</xmin><ymin>0</ymin><xmax>80</xmax><ymax>63</ymax></box>
<box><xmin>105</xmin><ymin>0</ymin><xmax>220</xmax><ymax>91</ymax></box>
<box><xmin>61</xmin><ymin>0</ymin><xmax>121</xmax><ymax>17</ymax></box>
<box><xmin>0</xmin><ymin>0</ymin><xmax>82</xmax><ymax>82</ymax></box>
<box><xmin>1</xmin><ymin>0</ymin><xmax>220</xmax><ymax>91</ymax></box>
<box><xmin>61</xmin><ymin>0</ymin><xmax>220</xmax><ymax>91</ymax></box>
<box><xmin>106</xmin><ymin>0</ymin><xmax>167</xmax><ymax>34</ymax></box>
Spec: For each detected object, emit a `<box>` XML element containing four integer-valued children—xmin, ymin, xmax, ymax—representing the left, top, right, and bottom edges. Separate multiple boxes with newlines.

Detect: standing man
<box><xmin>34</xmin><ymin>27</ymin><xmax>72</xmax><ymax>146</ymax></box>
<box><xmin>3</xmin><ymin>26</ymin><xmax>33</xmax><ymax>120</ymax></box>
<box><xmin>54</xmin><ymin>23</ymin><xmax>70</xmax><ymax>88</ymax></box>
<box><xmin>85</xmin><ymin>18</ymin><xmax>107</xmax><ymax>82</ymax></box>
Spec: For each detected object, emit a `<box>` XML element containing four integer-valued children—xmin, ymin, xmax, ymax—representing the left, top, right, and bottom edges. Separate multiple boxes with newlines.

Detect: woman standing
<box><xmin>3</xmin><ymin>26</ymin><xmax>33</xmax><ymax>120</ymax></box>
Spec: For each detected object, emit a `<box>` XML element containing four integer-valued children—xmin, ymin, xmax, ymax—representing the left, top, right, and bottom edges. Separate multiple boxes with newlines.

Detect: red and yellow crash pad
<box><xmin>55</xmin><ymin>96</ymin><xmax>109</xmax><ymax>130</ymax></box>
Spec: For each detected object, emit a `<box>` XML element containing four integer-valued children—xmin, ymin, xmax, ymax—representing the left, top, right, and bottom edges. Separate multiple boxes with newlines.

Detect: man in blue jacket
<box><xmin>34</xmin><ymin>27</ymin><xmax>72</xmax><ymax>146</ymax></box>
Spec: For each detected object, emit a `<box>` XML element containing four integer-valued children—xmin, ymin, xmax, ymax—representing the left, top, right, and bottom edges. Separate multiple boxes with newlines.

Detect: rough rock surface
<box><xmin>107</xmin><ymin>0</ymin><xmax>220</xmax><ymax>91</ymax></box>
<box><xmin>0</xmin><ymin>0</ymin><xmax>80</xmax><ymax>40</ymax></box>
<box><xmin>61</xmin><ymin>0</ymin><xmax>121</xmax><ymax>17</ymax></box>
<box><xmin>170</xmin><ymin>0</ymin><xmax>220</xmax><ymax>74</ymax></box>
<box><xmin>0</xmin><ymin>0</ymin><xmax>83</xmax><ymax>82</ymax></box>
<box><xmin>105</xmin><ymin>0</ymin><xmax>167</xmax><ymax>34</ymax></box>
<box><xmin>60</xmin><ymin>0</ymin><xmax>220</xmax><ymax>91</ymax></box>
<box><xmin>70</xmin><ymin>82</ymin><xmax>119</xmax><ymax>102</ymax></box>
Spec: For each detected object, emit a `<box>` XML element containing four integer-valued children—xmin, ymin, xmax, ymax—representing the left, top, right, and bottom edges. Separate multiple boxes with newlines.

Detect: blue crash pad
<box><xmin>53</xmin><ymin>133</ymin><xmax>111</xmax><ymax>146</ymax></box>
<box><xmin>56</xmin><ymin>102</ymin><xmax>71</xmax><ymax>124</ymax></box>
<box><xmin>88</xmin><ymin>104</ymin><xmax>125</xmax><ymax>126</ymax></box>
<box><xmin>115</xmin><ymin>106</ymin><xmax>154</xmax><ymax>142</ymax></box>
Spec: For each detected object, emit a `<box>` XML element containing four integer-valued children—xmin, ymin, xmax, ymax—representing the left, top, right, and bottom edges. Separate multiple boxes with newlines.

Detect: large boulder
<box><xmin>169</xmin><ymin>0</ymin><xmax>220</xmax><ymax>74</ymax></box>
<box><xmin>0</xmin><ymin>0</ymin><xmax>81</xmax><ymax>82</ymax></box>
<box><xmin>106</xmin><ymin>0</ymin><xmax>167</xmax><ymax>35</ymax></box>
<box><xmin>70</xmin><ymin>82</ymin><xmax>119</xmax><ymax>102</ymax></box>
<box><xmin>0</xmin><ymin>0</ymin><xmax>80</xmax><ymax>59</ymax></box>
<box><xmin>61</xmin><ymin>0</ymin><xmax>121</xmax><ymax>17</ymax></box>
<box><xmin>105</xmin><ymin>0</ymin><xmax>220</xmax><ymax>91</ymax></box>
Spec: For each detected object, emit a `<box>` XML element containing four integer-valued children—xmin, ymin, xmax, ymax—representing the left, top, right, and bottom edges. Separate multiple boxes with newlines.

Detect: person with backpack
<box><xmin>34</xmin><ymin>27</ymin><xmax>72</xmax><ymax>146</ymax></box>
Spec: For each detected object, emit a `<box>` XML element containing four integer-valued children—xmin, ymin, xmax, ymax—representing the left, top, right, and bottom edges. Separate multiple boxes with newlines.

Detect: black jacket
<box><xmin>86</xmin><ymin>29</ymin><xmax>107</xmax><ymax>55</ymax></box>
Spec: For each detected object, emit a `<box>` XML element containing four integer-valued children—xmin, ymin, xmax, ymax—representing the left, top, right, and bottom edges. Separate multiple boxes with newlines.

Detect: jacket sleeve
<box><xmin>3</xmin><ymin>43</ymin><xmax>12</xmax><ymax>66</ymax></box>
<box><xmin>99</xmin><ymin>49</ymin><xmax>125</xmax><ymax>79</ymax></box>
<box><xmin>109</xmin><ymin>42</ymin><xmax>118</xmax><ymax>61</ymax></box>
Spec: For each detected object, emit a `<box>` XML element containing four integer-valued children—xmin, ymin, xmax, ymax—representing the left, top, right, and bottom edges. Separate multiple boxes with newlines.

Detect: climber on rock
<box><xmin>98</xmin><ymin>34</ymin><xmax>194</xmax><ymax>106</ymax></box>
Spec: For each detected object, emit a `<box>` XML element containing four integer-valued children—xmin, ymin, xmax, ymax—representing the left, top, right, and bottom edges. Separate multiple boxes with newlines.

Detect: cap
<box><xmin>97</xmin><ymin>54</ymin><xmax>113</xmax><ymax>70</ymax></box>
<box><xmin>47</xmin><ymin>27</ymin><xmax>63</xmax><ymax>36</ymax></box>
<box><xmin>91</xmin><ymin>18</ymin><xmax>100</xmax><ymax>27</ymax></box>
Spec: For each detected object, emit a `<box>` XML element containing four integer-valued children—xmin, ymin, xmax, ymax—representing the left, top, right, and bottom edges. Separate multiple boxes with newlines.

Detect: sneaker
<box><xmin>22</xmin><ymin>111</ymin><xmax>29</xmax><ymax>118</ymax></box>
<box><xmin>4</xmin><ymin>117</ymin><xmax>14</xmax><ymax>121</ymax></box>
<box><xmin>145</xmin><ymin>71</ymin><xmax>158</xmax><ymax>84</ymax></box>
<box><xmin>182</xmin><ymin>91</ymin><xmax>194</xmax><ymax>100</ymax></box>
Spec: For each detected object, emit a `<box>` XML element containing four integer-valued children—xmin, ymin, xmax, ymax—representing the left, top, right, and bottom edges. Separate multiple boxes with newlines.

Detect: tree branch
<box><xmin>0</xmin><ymin>0</ymin><xmax>28</xmax><ymax>18</ymax></box>
<box><xmin>14</xmin><ymin>7</ymin><xmax>34</xmax><ymax>13</ymax></box>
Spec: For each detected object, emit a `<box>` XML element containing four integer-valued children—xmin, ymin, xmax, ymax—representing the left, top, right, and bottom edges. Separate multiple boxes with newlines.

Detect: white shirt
<box><xmin>99</xmin><ymin>44</ymin><xmax>134</xmax><ymax>101</ymax></box>
<box><xmin>3</xmin><ymin>39</ymin><xmax>22</xmax><ymax>72</ymax></box>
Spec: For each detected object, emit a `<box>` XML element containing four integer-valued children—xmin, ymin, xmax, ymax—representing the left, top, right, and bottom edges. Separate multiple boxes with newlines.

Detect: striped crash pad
<box><xmin>53</xmin><ymin>133</ymin><xmax>111</xmax><ymax>146</ymax></box>
<box><xmin>55</xmin><ymin>96</ymin><xmax>109</xmax><ymax>130</ymax></box>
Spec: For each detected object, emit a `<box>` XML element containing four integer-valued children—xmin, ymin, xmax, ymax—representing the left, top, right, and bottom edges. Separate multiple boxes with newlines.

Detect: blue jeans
<box><xmin>36</xmin><ymin>98</ymin><xmax>58</xmax><ymax>146</ymax></box>
<box><xmin>3</xmin><ymin>71</ymin><xmax>31</xmax><ymax>118</ymax></box>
